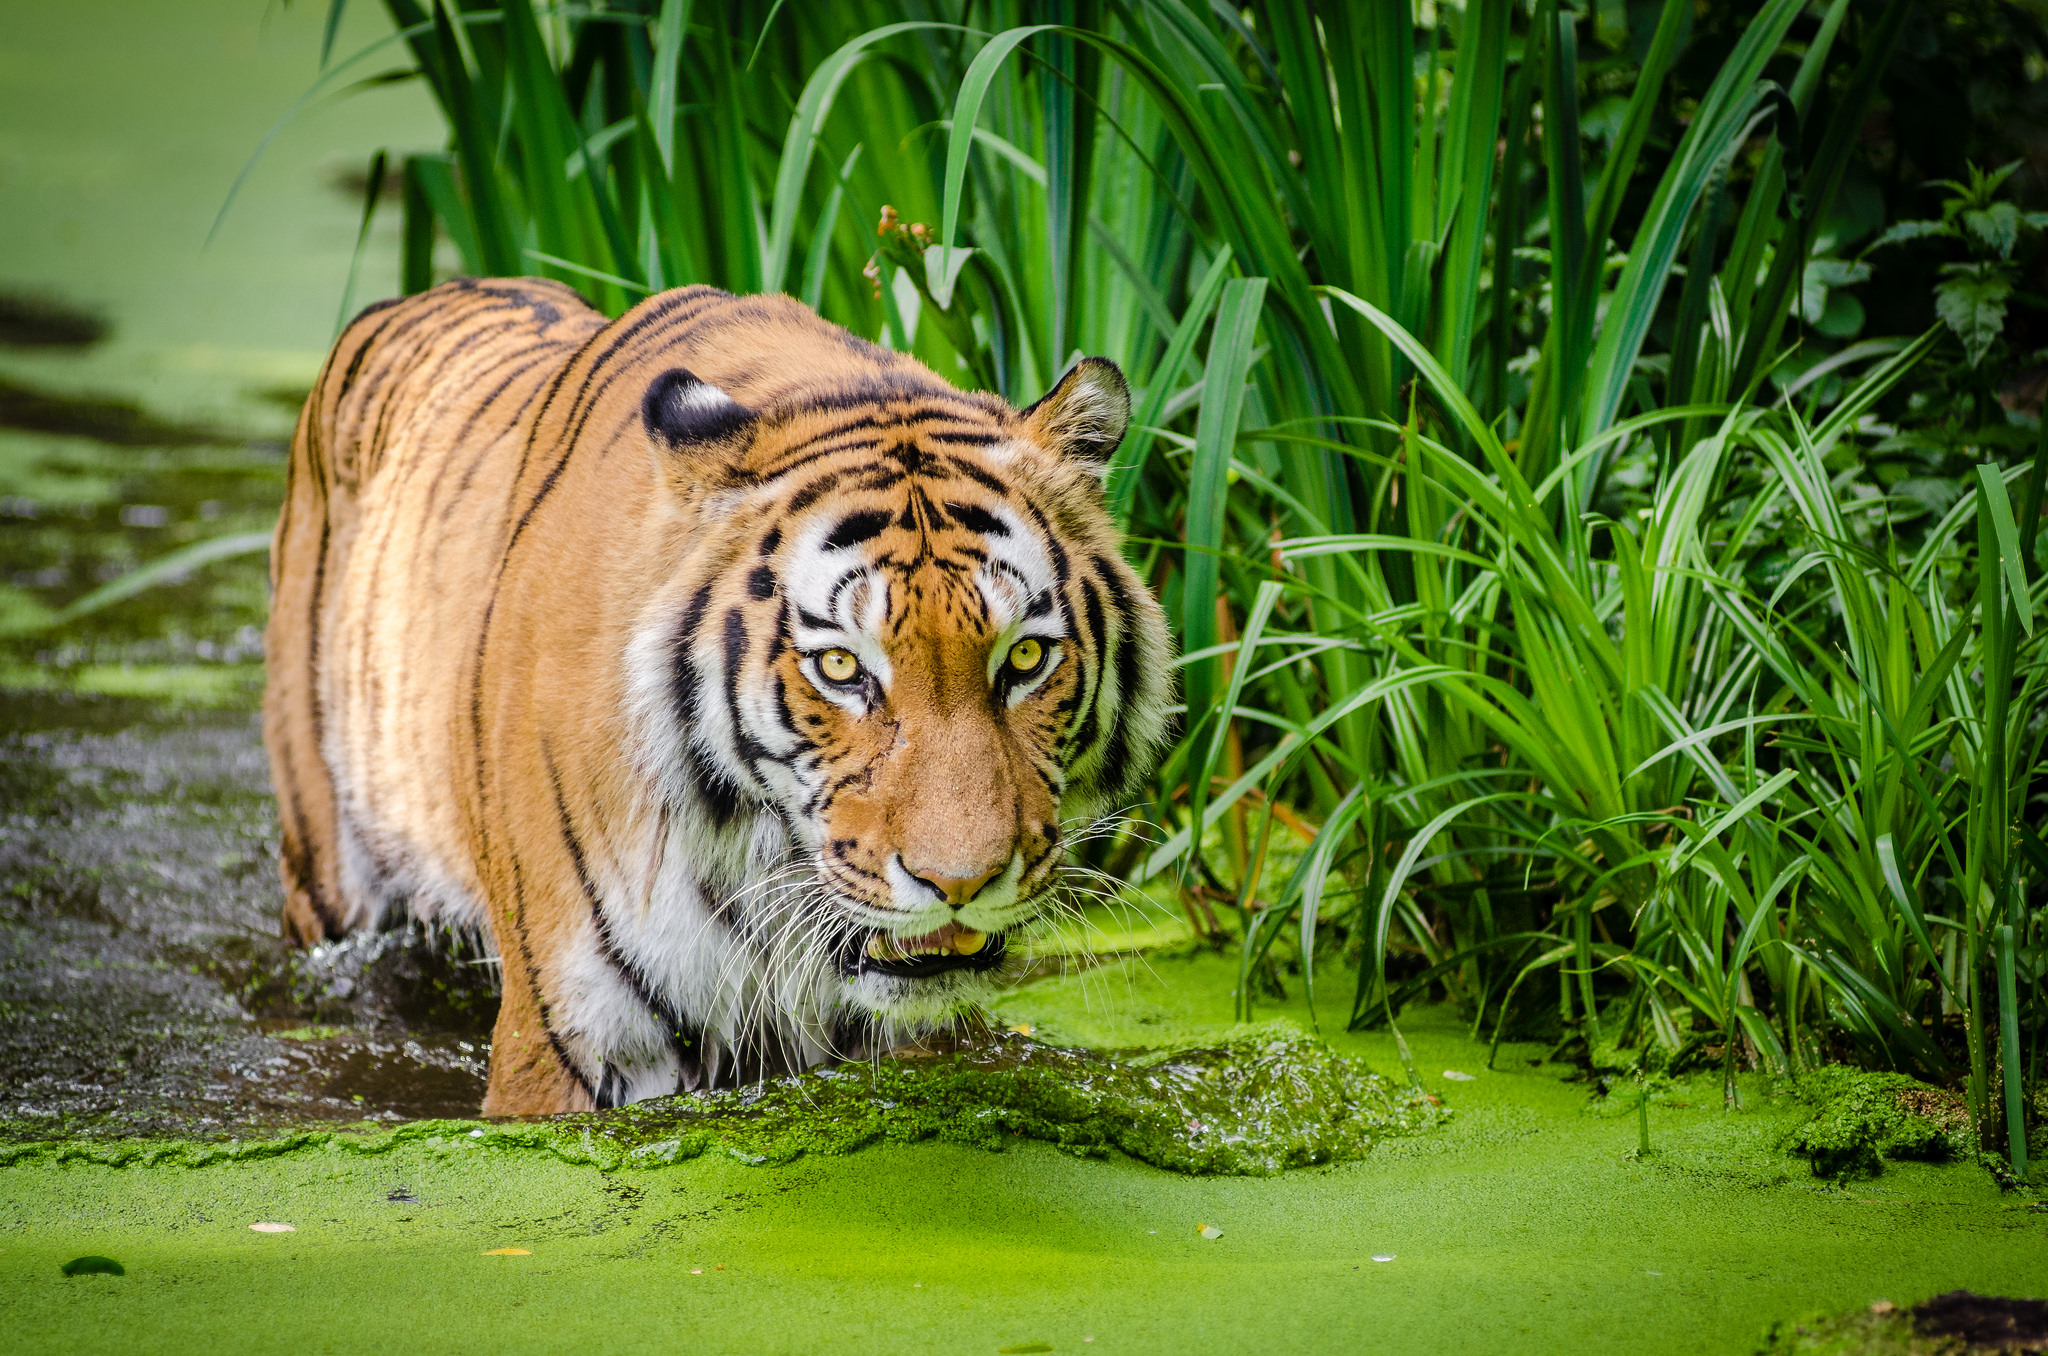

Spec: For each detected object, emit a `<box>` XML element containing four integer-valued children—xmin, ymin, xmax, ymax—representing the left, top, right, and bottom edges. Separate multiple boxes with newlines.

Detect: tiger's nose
<box><xmin>913</xmin><ymin>865</ymin><xmax>1002</xmax><ymax>907</ymax></box>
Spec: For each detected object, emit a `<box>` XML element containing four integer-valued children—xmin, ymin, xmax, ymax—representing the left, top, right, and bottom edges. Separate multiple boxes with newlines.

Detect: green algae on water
<box><xmin>0</xmin><ymin>1022</ymin><xmax>1444</xmax><ymax>1177</ymax></box>
<box><xmin>583</xmin><ymin>1020</ymin><xmax>1446</xmax><ymax>1176</ymax></box>
<box><xmin>1785</xmin><ymin>1066</ymin><xmax>1973</xmax><ymax>1180</ymax></box>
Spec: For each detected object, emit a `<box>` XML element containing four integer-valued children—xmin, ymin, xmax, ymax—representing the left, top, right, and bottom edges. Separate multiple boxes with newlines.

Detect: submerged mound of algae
<box><xmin>1785</xmin><ymin>1066</ymin><xmax>1973</xmax><ymax>1180</ymax></box>
<box><xmin>1758</xmin><ymin>1291</ymin><xmax>2048</xmax><ymax>1355</ymax></box>
<box><xmin>0</xmin><ymin>1020</ymin><xmax>1443</xmax><ymax>1177</ymax></box>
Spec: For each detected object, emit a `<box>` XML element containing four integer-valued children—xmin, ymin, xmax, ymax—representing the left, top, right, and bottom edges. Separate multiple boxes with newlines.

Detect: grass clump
<box><xmin>1758</xmin><ymin>1292</ymin><xmax>2048</xmax><ymax>1356</ymax></box>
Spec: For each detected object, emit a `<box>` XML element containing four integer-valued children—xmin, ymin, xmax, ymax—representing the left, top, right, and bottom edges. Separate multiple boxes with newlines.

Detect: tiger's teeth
<box><xmin>953</xmin><ymin>930</ymin><xmax>987</xmax><ymax>955</ymax></box>
<box><xmin>864</xmin><ymin>935</ymin><xmax>892</xmax><ymax>960</ymax></box>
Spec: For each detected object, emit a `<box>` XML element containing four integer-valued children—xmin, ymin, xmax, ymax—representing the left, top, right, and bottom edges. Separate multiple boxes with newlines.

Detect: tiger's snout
<box><xmin>880</xmin><ymin>738</ymin><xmax>1057</xmax><ymax>921</ymax></box>
<box><xmin>901</xmin><ymin>860</ymin><xmax>1003</xmax><ymax>907</ymax></box>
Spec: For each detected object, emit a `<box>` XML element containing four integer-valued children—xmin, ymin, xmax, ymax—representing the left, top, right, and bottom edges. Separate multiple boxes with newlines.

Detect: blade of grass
<box><xmin>1180</xmin><ymin>277</ymin><xmax>1267</xmax><ymax>719</ymax></box>
<box><xmin>1106</xmin><ymin>246</ymin><xmax>1232</xmax><ymax>523</ymax></box>
<box><xmin>334</xmin><ymin>149</ymin><xmax>388</xmax><ymax>336</ymax></box>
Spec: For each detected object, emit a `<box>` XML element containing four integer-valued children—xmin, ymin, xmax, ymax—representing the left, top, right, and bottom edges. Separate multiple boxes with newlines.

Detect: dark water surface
<box><xmin>0</xmin><ymin>699</ymin><xmax>497</xmax><ymax>1140</ymax></box>
<box><xmin>0</xmin><ymin>0</ymin><xmax>472</xmax><ymax>1139</ymax></box>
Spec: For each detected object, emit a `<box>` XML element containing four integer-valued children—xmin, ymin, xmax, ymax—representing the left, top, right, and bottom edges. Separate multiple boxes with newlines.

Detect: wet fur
<box><xmin>264</xmin><ymin>279</ymin><xmax>1171</xmax><ymax>1114</ymax></box>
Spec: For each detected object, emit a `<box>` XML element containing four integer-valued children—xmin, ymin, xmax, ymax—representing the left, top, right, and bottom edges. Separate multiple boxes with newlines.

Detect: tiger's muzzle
<box><xmin>837</xmin><ymin>919</ymin><xmax>1011</xmax><ymax>981</ymax></box>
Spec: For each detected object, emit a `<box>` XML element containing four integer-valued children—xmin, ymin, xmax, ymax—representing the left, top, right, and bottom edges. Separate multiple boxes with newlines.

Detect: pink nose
<box><xmin>914</xmin><ymin>866</ymin><xmax>1002</xmax><ymax>906</ymax></box>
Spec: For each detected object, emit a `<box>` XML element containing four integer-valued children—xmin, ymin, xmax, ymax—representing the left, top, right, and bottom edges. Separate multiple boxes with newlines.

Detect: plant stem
<box><xmin>1998</xmin><ymin>924</ymin><xmax>2027</xmax><ymax>1179</ymax></box>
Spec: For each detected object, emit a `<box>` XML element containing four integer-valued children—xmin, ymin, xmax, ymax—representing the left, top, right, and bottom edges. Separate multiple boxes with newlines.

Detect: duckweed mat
<box><xmin>6</xmin><ymin>955</ymin><xmax>2044</xmax><ymax>1356</ymax></box>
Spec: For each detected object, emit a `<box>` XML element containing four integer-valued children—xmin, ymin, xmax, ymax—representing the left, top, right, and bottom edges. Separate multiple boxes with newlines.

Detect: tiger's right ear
<box><xmin>643</xmin><ymin>368</ymin><xmax>756</xmax><ymax>451</ymax></box>
<box><xmin>1018</xmin><ymin>357</ymin><xmax>1130</xmax><ymax>476</ymax></box>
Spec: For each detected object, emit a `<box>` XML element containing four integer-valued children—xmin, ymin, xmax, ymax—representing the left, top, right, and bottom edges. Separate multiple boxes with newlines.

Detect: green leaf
<box><xmin>1875</xmin><ymin>833</ymin><xmax>1946</xmax><ymax>988</ymax></box>
<box><xmin>1672</xmin><ymin>769</ymin><xmax>1798</xmax><ymax>872</ymax></box>
<box><xmin>936</xmin><ymin>26</ymin><xmax>1053</xmax><ymax>309</ymax></box>
<box><xmin>1105</xmin><ymin>247</ymin><xmax>1233</xmax><ymax>524</ymax></box>
<box><xmin>1964</xmin><ymin>200</ymin><xmax>2022</xmax><ymax>258</ymax></box>
<box><xmin>1180</xmin><ymin>277</ymin><xmax>1267</xmax><ymax>719</ymax></box>
<box><xmin>1935</xmin><ymin>264</ymin><xmax>2012</xmax><ymax>366</ymax></box>
<box><xmin>762</xmin><ymin>22</ymin><xmax>956</xmax><ymax>297</ymax></box>
<box><xmin>334</xmin><ymin>149</ymin><xmax>387</xmax><ymax>336</ymax></box>
<box><xmin>648</xmin><ymin>0</ymin><xmax>692</xmax><ymax>176</ymax></box>
<box><xmin>1976</xmin><ymin>463</ymin><xmax>2036</xmax><ymax>637</ymax></box>
<box><xmin>12</xmin><ymin>532</ymin><xmax>273</xmax><ymax>634</ymax></box>
<box><xmin>1800</xmin><ymin>257</ymin><xmax>1869</xmax><ymax>324</ymax></box>
<box><xmin>407</xmin><ymin>152</ymin><xmax>481</xmax><ymax>274</ymax></box>
<box><xmin>320</xmin><ymin>0</ymin><xmax>349</xmax><ymax>69</ymax></box>
<box><xmin>800</xmin><ymin>144</ymin><xmax>862</xmax><ymax>313</ymax></box>
<box><xmin>1866</xmin><ymin>218</ymin><xmax>1953</xmax><ymax>251</ymax></box>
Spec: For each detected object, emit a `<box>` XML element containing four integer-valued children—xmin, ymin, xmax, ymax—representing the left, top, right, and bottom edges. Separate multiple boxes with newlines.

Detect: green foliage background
<box><xmin>287</xmin><ymin>0</ymin><xmax>2045</xmax><ymax>1172</ymax></box>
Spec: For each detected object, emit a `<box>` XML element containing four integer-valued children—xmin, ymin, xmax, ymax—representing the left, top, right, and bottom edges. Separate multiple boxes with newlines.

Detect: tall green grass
<box><xmin>297</xmin><ymin>0</ymin><xmax>2043</xmax><ymax>1170</ymax></box>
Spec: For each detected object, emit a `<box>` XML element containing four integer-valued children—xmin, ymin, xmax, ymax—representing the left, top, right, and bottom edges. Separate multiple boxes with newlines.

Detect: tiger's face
<box><xmin>629</xmin><ymin>356</ymin><xmax>1171</xmax><ymax>1036</ymax></box>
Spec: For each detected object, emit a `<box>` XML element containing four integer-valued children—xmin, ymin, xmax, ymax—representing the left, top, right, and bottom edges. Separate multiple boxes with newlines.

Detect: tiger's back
<box><xmin>266</xmin><ymin>277</ymin><xmax>604</xmax><ymax>947</ymax></box>
<box><xmin>267</xmin><ymin>279</ymin><xmax>1171</xmax><ymax>1114</ymax></box>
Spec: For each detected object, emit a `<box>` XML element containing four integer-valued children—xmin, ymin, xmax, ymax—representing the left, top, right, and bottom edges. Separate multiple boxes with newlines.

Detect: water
<box><xmin>0</xmin><ymin>0</ymin><xmax>485</xmax><ymax>1138</ymax></box>
<box><xmin>0</xmin><ymin>702</ymin><xmax>497</xmax><ymax>1140</ymax></box>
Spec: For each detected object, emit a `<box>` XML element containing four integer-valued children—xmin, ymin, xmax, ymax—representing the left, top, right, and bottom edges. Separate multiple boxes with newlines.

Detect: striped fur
<box><xmin>264</xmin><ymin>279</ymin><xmax>1172</xmax><ymax>1114</ymax></box>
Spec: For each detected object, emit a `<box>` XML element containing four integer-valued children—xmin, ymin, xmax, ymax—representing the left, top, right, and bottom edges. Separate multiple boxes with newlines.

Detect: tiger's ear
<box><xmin>1019</xmin><ymin>357</ymin><xmax>1129</xmax><ymax>476</ymax></box>
<box><xmin>643</xmin><ymin>368</ymin><xmax>756</xmax><ymax>451</ymax></box>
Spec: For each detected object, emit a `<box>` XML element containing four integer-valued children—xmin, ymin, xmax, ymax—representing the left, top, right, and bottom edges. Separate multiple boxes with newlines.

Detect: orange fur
<box><xmin>266</xmin><ymin>280</ymin><xmax>1170</xmax><ymax>1114</ymax></box>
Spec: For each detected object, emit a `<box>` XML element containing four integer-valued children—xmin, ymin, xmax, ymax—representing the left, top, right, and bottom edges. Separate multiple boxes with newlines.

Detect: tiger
<box><xmin>264</xmin><ymin>277</ymin><xmax>1173</xmax><ymax>1115</ymax></box>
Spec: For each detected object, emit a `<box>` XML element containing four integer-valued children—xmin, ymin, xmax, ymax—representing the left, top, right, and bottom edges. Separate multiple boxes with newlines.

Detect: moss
<box><xmin>1757</xmin><ymin>1292</ymin><xmax>2048</xmax><ymax>1355</ymax></box>
<box><xmin>1786</xmin><ymin>1066</ymin><xmax>1973</xmax><ymax>1180</ymax></box>
<box><xmin>0</xmin><ymin>1022</ymin><xmax>1443</xmax><ymax>1178</ymax></box>
<box><xmin>1755</xmin><ymin>1304</ymin><xmax>1934</xmax><ymax>1356</ymax></box>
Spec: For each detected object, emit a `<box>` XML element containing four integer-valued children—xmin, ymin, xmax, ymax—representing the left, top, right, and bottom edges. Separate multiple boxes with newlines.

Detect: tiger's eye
<box><xmin>818</xmin><ymin>648</ymin><xmax>861</xmax><ymax>684</ymax></box>
<box><xmin>1007</xmin><ymin>638</ymin><xmax>1044</xmax><ymax>674</ymax></box>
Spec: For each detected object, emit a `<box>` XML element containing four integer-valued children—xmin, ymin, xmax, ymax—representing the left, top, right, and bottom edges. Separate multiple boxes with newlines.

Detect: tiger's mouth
<box><xmin>839</xmin><ymin>920</ymin><xmax>1009</xmax><ymax>980</ymax></box>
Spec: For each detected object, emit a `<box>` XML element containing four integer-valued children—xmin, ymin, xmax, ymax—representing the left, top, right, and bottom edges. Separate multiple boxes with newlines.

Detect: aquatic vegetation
<box><xmin>578</xmin><ymin>1021</ymin><xmax>1445</xmax><ymax>1176</ymax></box>
<box><xmin>1758</xmin><ymin>1291</ymin><xmax>2048</xmax><ymax>1356</ymax></box>
<box><xmin>0</xmin><ymin>1022</ymin><xmax>1444</xmax><ymax>1178</ymax></box>
<box><xmin>1785</xmin><ymin>1067</ymin><xmax>1973</xmax><ymax>1181</ymax></box>
<box><xmin>274</xmin><ymin>0</ymin><xmax>2046</xmax><ymax>1180</ymax></box>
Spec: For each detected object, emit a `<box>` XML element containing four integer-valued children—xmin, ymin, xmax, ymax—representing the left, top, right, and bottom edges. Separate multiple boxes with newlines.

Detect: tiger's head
<box><xmin>626</xmin><ymin>342</ymin><xmax>1172</xmax><ymax>1044</ymax></box>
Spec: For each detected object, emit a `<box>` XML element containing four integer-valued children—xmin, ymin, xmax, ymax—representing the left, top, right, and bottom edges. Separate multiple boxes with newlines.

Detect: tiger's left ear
<box><xmin>1019</xmin><ymin>357</ymin><xmax>1129</xmax><ymax>476</ymax></box>
<box><xmin>643</xmin><ymin>367</ymin><xmax>757</xmax><ymax>452</ymax></box>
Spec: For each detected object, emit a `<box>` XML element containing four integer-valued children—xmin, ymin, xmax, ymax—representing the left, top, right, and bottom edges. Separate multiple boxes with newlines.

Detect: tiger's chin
<box><xmin>833</xmin><ymin>922</ymin><xmax>1015</xmax><ymax>1027</ymax></box>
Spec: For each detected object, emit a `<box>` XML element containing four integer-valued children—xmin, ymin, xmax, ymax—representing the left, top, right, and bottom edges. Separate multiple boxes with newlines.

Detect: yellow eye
<box><xmin>1006</xmin><ymin>638</ymin><xmax>1044</xmax><ymax>675</ymax></box>
<box><xmin>818</xmin><ymin>648</ymin><xmax>861</xmax><ymax>684</ymax></box>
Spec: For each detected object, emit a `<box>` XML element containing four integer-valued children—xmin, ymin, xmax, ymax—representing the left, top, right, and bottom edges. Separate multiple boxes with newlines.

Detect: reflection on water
<box><xmin>0</xmin><ymin>0</ymin><xmax>491</xmax><ymax>1141</ymax></box>
<box><xmin>0</xmin><ymin>278</ymin><xmax>500</xmax><ymax>1137</ymax></box>
<box><xmin>0</xmin><ymin>701</ymin><xmax>497</xmax><ymax>1140</ymax></box>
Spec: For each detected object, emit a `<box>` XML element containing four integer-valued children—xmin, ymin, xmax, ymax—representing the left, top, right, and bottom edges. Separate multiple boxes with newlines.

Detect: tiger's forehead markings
<box><xmin>780</xmin><ymin>487</ymin><xmax>1060</xmax><ymax>660</ymax></box>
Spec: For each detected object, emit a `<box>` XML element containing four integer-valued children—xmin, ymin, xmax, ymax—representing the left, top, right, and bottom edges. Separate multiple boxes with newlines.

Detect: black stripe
<box><xmin>722</xmin><ymin>607</ymin><xmax>774</xmax><ymax>765</ymax></box>
<box><xmin>949</xmin><ymin>458</ymin><xmax>1011</xmax><ymax>494</ymax></box>
<box><xmin>786</xmin><ymin>473</ymin><xmax>841</xmax><ymax>515</ymax></box>
<box><xmin>542</xmin><ymin>740</ymin><xmax>703</xmax><ymax>1084</ymax></box>
<box><xmin>1071</xmin><ymin>576</ymin><xmax>1108</xmax><ymax>755</ymax></box>
<box><xmin>944</xmin><ymin>500</ymin><xmax>1007</xmax><ymax>536</ymax></box>
<box><xmin>824</xmin><ymin>509</ymin><xmax>892</xmax><ymax>551</ymax></box>
<box><xmin>504</xmin><ymin>850</ymin><xmax>595</xmax><ymax>1104</ymax></box>
<box><xmin>1095</xmin><ymin>557</ymin><xmax>1143</xmax><ymax>792</ymax></box>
